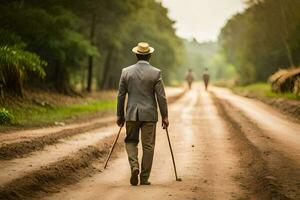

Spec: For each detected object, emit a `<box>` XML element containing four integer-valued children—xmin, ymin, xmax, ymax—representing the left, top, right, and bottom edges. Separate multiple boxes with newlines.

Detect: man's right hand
<box><xmin>162</xmin><ymin>117</ymin><xmax>169</xmax><ymax>129</ymax></box>
<box><xmin>117</xmin><ymin>117</ymin><xmax>125</xmax><ymax>127</ymax></box>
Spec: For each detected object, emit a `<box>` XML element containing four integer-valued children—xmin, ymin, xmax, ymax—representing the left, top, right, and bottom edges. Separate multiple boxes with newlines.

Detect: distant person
<box><xmin>185</xmin><ymin>69</ymin><xmax>194</xmax><ymax>89</ymax></box>
<box><xmin>117</xmin><ymin>42</ymin><xmax>169</xmax><ymax>186</ymax></box>
<box><xmin>203</xmin><ymin>68</ymin><xmax>210</xmax><ymax>91</ymax></box>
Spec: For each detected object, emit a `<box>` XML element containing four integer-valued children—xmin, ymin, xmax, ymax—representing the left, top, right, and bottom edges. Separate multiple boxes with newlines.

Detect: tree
<box><xmin>219</xmin><ymin>0</ymin><xmax>300</xmax><ymax>84</ymax></box>
<box><xmin>0</xmin><ymin>0</ymin><xmax>184</xmax><ymax>95</ymax></box>
<box><xmin>0</xmin><ymin>1</ymin><xmax>98</xmax><ymax>93</ymax></box>
<box><xmin>97</xmin><ymin>0</ymin><xmax>184</xmax><ymax>89</ymax></box>
<box><xmin>59</xmin><ymin>0</ymin><xmax>141</xmax><ymax>92</ymax></box>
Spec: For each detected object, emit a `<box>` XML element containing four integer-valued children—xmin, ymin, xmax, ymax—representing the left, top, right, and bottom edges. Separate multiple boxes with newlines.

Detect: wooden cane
<box><xmin>165</xmin><ymin>127</ymin><xmax>182</xmax><ymax>181</ymax></box>
<box><xmin>104</xmin><ymin>126</ymin><xmax>123</xmax><ymax>169</ymax></box>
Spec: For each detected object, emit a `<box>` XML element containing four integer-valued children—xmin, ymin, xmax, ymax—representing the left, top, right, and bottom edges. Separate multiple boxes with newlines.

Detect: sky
<box><xmin>161</xmin><ymin>0</ymin><xmax>246</xmax><ymax>42</ymax></box>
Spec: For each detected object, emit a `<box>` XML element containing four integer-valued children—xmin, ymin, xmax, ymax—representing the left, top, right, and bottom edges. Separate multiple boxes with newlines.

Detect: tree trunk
<box><xmin>87</xmin><ymin>56</ymin><xmax>94</xmax><ymax>92</ymax></box>
<box><xmin>81</xmin><ymin>67</ymin><xmax>86</xmax><ymax>92</ymax></box>
<box><xmin>100</xmin><ymin>46</ymin><xmax>114</xmax><ymax>89</ymax></box>
<box><xmin>53</xmin><ymin>60</ymin><xmax>71</xmax><ymax>94</ymax></box>
<box><xmin>3</xmin><ymin>65</ymin><xmax>23</xmax><ymax>97</ymax></box>
<box><xmin>279</xmin><ymin>0</ymin><xmax>295</xmax><ymax>67</ymax></box>
<box><xmin>86</xmin><ymin>14</ymin><xmax>96</xmax><ymax>92</ymax></box>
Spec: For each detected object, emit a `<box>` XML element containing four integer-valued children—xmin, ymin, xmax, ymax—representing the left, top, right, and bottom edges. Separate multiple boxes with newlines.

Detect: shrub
<box><xmin>0</xmin><ymin>108</ymin><xmax>14</xmax><ymax>124</ymax></box>
<box><xmin>0</xmin><ymin>30</ymin><xmax>47</xmax><ymax>97</ymax></box>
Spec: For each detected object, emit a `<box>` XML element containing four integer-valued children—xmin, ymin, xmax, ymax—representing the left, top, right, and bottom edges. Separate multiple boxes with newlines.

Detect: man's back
<box><xmin>116</xmin><ymin>42</ymin><xmax>169</xmax><ymax>186</ymax></box>
<box><xmin>117</xmin><ymin>60</ymin><xmax>168</xmax><ymax>122</ymax></box>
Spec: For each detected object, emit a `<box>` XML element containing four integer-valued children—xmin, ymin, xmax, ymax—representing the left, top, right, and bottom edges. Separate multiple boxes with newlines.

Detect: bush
<box><xmin>0</xmin><ymin>108</ymin><xmax>14</xmax><ymax>124</ymax></box>
<box><xmin>0</xmin><ymin>30</ymin><xmax>47</xmax><ymax>97</ymax></box>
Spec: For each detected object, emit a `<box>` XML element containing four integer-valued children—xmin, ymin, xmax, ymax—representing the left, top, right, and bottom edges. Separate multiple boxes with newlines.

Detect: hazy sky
<box><xmin>161</xmin><ymin>0</ymin><xmax>246</xmax><ymax>42</ymax></box>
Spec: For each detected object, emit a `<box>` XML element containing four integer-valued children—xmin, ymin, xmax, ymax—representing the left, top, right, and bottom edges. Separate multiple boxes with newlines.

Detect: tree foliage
<box><xmin>0</xmin><ymin>0</ymin><xmax>183</xmax><ymax>96</ymax></box>
<box><xmin>219</xmin><ymin>0</ymin><xmax>300</xmax><ymax>85</ymax></box>
<box><xmin>174</xmin><ymin>39</ymin><xmax>235</xmax><ymax>82</ymax></box>
<box><xmin>98</xmin><ymin>0</ymin><xmax>183</xmax><ymax>89</ymax></box>
<box><xmin>0</xmin><ymin>30</ymin><xmax>46</xmax><ymax>97</ymax></box>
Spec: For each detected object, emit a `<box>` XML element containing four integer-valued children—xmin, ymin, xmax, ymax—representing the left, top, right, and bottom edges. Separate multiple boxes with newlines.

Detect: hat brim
<box><xmin>132</xmin><ymin>46</ymin><xmax>155</xmax><ymax>55</ymax></box>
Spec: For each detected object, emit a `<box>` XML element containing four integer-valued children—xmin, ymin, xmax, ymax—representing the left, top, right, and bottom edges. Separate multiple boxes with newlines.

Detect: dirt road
<box><xmin>0</xmin><ymin>86</ymin><xmax>299</xmax><ymax>200</ymax></box>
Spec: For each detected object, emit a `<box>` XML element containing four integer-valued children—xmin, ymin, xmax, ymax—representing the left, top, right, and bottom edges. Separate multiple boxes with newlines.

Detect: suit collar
<box><xmin>137</xmin><ymin>60</ymin><xmax>150</xmax><ymax>65</ymax></box>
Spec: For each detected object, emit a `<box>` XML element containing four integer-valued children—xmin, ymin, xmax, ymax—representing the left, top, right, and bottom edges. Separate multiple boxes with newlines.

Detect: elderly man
<box><xmin>117</xmin><ymin>42</ymin><xmax>169</xmax><ymax>186</ymax></box>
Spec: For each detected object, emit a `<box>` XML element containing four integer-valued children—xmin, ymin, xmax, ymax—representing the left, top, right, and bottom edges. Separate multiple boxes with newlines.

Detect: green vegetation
<box><xmin>0</xmin><ymin>108</ymin><xmax>14</xmax><ymax>125</ymax></box>
<box><xmin>0</xmin><ymin>30</ymin><xmax>46</xmax><ymax>98</ymax></box>
<box><xmin>233</xmin><ymin>83</ymin><xmax>300</xmax><ymax>100</ymax></box>
<box><xmin>0</xmin><ymin>0</ymin><xmax>183</xmax><ymax>96</ymax></box>
<box><xmin>2</xmin><ymin>99</ymin><xmax>116</xmax><ymax>127</ymax></box>
<box><xmin>176</xmin><ymin>0</ymin><xmax>300</xmax><ymax>92</ymax></box>
<box><xmin>219</xmin><ymin>0</ymin><xmax>300</xmax><ymax>85</ymax></box>
<box><xmin>172</xmin><ymin>39</ymin><xmax>237</xmax><ymax>83</ymax></box>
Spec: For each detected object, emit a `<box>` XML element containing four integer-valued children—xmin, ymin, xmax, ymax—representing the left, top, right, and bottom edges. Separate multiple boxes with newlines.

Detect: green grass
<box><xmin>1</xmin><ymin>99</ymin><xmax>116</xmax><ymax>127</ymax></box>
<box><xmin>232</xmin><ymin>82</ymin><xmax>300</xmax><ymax>100</ymax></box>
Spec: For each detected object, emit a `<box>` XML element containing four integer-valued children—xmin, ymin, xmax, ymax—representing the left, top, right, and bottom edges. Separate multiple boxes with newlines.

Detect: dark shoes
<box><xmin>140</xmin><ymin>181</ymin><xmax>151</xmax><ymax>185</ymax></box>
<box><xmin>130</xmin><ymin>169</ymin><xmax>139</xmax><ymax>186</ymax></box>
<box><xmin>130</xmin><ymin>169</ymin><xmax>151</xmax><ymax>186</ymax></box>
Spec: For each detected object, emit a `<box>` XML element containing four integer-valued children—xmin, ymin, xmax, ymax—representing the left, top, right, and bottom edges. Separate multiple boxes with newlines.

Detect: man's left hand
<box><xmin>117</xmin><ymin>117</ymin><xmax>125</xmax><ymax>127</ymax></box>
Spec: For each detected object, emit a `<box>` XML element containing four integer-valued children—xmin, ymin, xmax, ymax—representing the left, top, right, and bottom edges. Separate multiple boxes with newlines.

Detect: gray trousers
<box><xmin>125</xmin><ymin>121</ymin><xmax>156</xmax><ymax>182</ymax></box>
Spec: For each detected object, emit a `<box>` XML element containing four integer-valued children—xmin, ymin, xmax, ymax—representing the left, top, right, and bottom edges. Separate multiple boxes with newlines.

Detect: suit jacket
<box><xmin>117</xmin><ymin>60</ymin><xmax>168</xmax><ymax>122</ymax></box>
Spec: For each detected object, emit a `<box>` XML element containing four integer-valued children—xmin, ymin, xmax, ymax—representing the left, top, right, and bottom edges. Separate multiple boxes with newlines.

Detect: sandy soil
<box><xmin>41</xmin><ymin>87</ymin><xmax>243</xmax><ymax>200</ymax></box>
<box><xmin>0</xmin><ymin>85</ymin><xmax>299</xmax><ymax>200</ymax></box>
<box><xmin>0</xmin><ymin>87</ymin><xmax>185</xmax><ymax>161</ymax></box>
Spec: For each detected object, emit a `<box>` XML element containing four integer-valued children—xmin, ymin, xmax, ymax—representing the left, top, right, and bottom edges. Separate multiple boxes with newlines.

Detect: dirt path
<box><xmin>213</xmin><ymin>87</ymin><xmax>300</xmax><ymax>158</ymax></box>
<box><xmin>212</xmin><ymin>87</ymin><xmax>300</xmax><ymax>199</ymax></box>
<box><xmin>0</xmin><ymin>126</ymin><xmax>115</xmax><ymax>186</ymax></box>
<box><xmin>1</xmin><ymin>85</ymin><xmax>299</xmax><ymax>200</ymax></box>
<box><xmin>0</xmin><ymin>87</ymin><xmax>186</xmax><ymax>200</ymax></box>
<box><xmin>42</xmin><ymin>87</ymin><xmax>245</xmax><ymax>200</ymax></box>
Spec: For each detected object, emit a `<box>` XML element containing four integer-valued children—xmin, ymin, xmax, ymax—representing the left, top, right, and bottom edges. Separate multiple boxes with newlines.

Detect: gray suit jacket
<box><xmin>117</xmin><ymin>61</ymin><xmax>168</xmax><ymax>122</ymax></box>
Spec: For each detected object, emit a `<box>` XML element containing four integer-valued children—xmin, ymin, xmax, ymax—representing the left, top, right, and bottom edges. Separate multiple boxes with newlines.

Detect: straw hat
<box><xmin>132</xmin><ymin>42</ymin><xmax>154</xmax><ymax>55</ymax></box>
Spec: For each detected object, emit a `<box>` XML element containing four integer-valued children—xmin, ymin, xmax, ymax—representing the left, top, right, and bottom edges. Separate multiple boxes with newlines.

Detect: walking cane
<box><xmin>104</xmin><ymin>125</ymin><xmax>123</xmax><ymax>169</ymax></box>
<box><xmin>164</xmin><ymin>127</ymin><xmax>182</xmax><ymax>182</ymax></box>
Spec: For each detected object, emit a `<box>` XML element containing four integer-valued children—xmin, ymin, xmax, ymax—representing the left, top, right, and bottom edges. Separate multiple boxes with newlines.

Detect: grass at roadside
<box><xmin>1</xmin><ymin>99</ymin><xmax>116</xmax><ymax>129</ymax></box>
<box><xmin>232</xmin><ymin>82</ymin><xmax>300</xmax><ymax>100</ymax></box>
<box><xmin>16</xmin><ymin>100</ymin><xmax>114</xmax><ymax>124</ymax></box>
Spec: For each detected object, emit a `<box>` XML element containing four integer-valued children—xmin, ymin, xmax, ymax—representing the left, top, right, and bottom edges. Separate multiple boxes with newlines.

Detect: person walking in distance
<box><xmin>117</xmin><ymin>42</ymin><xmax>169</xmax><ymax>186</ymax></box>
<box><xmin>203</xmin><ymin>68</ymin><xmax>210</xmax><ymax>91</ymax></box>
<box><xmin>185</xmin><ymin>68</ymin><xmax>194</xmax><ymax>90</ymax></box>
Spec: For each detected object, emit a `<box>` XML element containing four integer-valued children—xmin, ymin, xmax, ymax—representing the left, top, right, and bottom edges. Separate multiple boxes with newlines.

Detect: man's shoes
<box><xmin>140</xmin><ymin>181</ymin><xmax>151</xmax><ymax>185</ymax></box>
<box><xmin>130</xmin><ymin>169</ymin><xmax>139</xmax><ymax>186</ymax></box>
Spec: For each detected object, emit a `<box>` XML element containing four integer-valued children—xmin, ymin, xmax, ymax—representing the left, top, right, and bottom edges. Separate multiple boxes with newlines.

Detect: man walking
<box><xmin>117</xmin><ymin>42</ymin><xmax>169</xmax><ymax>186</ymax></box>
<box><xmin>203</xmin><ymin>68</ymin><xmax>210</xmax><ymax>91</ymax></box>
<box><xmin>185</xmin><ymin>68</ymin><xmax>194</xmax><ymax>90</ymax></box>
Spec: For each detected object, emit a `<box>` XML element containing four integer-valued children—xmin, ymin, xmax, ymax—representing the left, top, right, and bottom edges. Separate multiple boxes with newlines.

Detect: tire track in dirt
<box><xmin>0</xmin><ymin>127</ymin><xmax>118</xmax><ymax>186</ymax></box>
<box><xmin>211</xmin><ymin>92</ymin><xmax>293</xmax><ymax>200</ymax></box>
<box><xmin>213</xmin><ymin>87</ymin><xmax>300</xmax><ymax>156</ymax></box>
<box><xmin>0</xmin><ymin>135</ymin><xmax>124</xmax><ymax>200</ymax></box>
<box><xmin>0</xmin><ymin>120</ymin><xmax>114</xmax><ymax>160</ymax></box>
<box><xmin>187</xmin><ymin>89</ymin><xmax>244</xmax><ymax>199</ymax></box>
